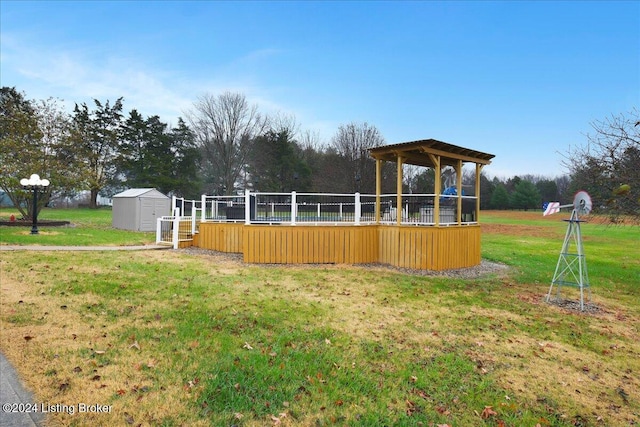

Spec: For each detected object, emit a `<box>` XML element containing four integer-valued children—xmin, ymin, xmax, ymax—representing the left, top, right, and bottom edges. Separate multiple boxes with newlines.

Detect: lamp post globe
<box><xmin>21</xmin><ymin>174</ymin><xmax>50</xmax><ymax>235</ymax></box>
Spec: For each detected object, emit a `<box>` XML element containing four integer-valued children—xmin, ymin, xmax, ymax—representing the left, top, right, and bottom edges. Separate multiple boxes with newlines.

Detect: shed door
<box><xmin>140</xmin><ymin>198</ymin><xmax>166</xmax><ymax>231</ymax></box>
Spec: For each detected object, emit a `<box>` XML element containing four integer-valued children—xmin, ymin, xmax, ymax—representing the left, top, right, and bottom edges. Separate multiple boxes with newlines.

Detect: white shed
<box><xmin>112</xmin><ymin>188</ymin><xmax>170</xmax><ymax>232</ymax></box>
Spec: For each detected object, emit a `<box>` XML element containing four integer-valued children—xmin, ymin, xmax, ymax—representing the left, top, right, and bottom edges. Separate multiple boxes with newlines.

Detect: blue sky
<box><xmin>1</xmin><ymin>1</ymin><xmax>638</xmax><ymax>178</ymax></box>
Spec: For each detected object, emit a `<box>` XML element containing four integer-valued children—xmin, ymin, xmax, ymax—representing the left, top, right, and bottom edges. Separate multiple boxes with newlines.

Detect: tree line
<box><xmin>1</xmin><ymin>87</ymin><xmax>637</xmax><ymax>222</ymax></box>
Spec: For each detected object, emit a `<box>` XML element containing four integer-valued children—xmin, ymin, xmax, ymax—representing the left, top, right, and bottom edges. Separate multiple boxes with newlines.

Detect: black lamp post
<box><xmin>20</xmin><ymin>174</ymin><xmax>50</xmax><ymax>235</ymax></box>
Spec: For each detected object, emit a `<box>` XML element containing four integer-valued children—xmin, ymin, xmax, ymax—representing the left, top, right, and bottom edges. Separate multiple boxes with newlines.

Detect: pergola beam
<box><xmin>421</xmin><ymin>147</ymin><xmax>492</xmax><ymax>166</ymax></box>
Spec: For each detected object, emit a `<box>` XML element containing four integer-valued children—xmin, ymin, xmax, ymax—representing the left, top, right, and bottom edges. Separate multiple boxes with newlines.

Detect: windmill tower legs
<box><xmin>546</xmin><ymin>209</ymin><xmax>591</xmax><ymax>310</ymax></box>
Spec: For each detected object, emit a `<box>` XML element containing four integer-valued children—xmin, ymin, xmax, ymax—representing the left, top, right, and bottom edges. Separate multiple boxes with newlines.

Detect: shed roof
<box><xmin>369</xmin><ymin>139</ymin><xmax>495</xmax><ymax>168</ymax></box>
<box><xmin>112</xmin><ymin>188</ymin><xmax>169</xmax><ymax>199</ymax></box>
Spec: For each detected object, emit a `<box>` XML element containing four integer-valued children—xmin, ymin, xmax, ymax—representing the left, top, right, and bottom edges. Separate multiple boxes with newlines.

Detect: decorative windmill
<box><xmin>544</xmin><ymin>191</ymin><xmax>593</xmax><ymax>311</ymax></box>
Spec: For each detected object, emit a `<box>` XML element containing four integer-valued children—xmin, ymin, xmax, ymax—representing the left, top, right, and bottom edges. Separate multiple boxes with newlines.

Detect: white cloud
<box><xmin>1</xmin><ymin>33</ymin><xmax>199</xmax><ymax>124</ymax></box>
<box><xmin>1</xmin><ymin>34</ymin><xmax>333</xmax><ymax>139</ymax></box>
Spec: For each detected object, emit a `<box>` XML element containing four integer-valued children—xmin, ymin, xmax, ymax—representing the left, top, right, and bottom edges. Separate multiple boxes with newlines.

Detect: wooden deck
<box><xmin>195</xmin><ymin>222</ymin><xmax>480</xmax><ymax>270</ymax></box>
<box><xmin>377</xmin><ymin>225</ymin><xmax>480</xmax><ymax>270</ymax></box>
<box><xmin>196</xmin><ymin>222</ymin><xmax>244</xmax><ymax>253</ymax></box>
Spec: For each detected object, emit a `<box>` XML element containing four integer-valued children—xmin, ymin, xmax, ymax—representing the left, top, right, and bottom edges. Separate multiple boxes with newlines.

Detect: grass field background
<box><xmin>0</xmin><ymin>209</ymin><xmax>638</xmax><ymax>426</ymax></box>
<box><xmin>0</xmin><ymin>207</ymin><xmax>155</xmax><ymax>246</ymax></box>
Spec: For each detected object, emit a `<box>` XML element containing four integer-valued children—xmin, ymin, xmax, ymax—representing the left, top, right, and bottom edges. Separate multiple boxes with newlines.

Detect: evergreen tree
<box><xmin>118</xmin><ymin>109</ymin><xmax>147</xmax><ymax>189</ymax></box>
<box><xmin>118</xmin><ymin>113</ymin><xmax>201</xmax><ymax>198</ymax></box>
<box><xmin>536</xmin><ymin>179</ymin><xmax>559</xmax><ymax>203</ymax></box>
<box><xmin>169</xmin><ymin>118</ymin><xmax>202</xmax><ymax>198</ymax></box>
<box><xmin>248</xmin><ymin>130</ymin><xmax>311</xmax><ymax>192</ymax></box>
<box><xmin>71</xmin><ymin>98</ymin><xmax>124</xmax><ymax>208</ymax></box>
<box><xmin>490</xmin><ymin>183</ymin><xmax>510</xmax><ymax>209</ymax></box>
<box><xmin>511</xmin><ymin>180</ymin><xmax>541</xmax><ymax>211</ymax></box>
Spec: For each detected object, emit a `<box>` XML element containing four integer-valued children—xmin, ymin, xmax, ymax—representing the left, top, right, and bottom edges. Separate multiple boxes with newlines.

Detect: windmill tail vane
<box><xmin>542</xmin><ymin>201</ymin><xmax>573</xmax><ymax>216</ymax></box>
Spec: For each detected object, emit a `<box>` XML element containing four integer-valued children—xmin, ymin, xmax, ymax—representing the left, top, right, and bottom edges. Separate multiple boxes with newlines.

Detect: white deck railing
<box><xmin>194</xmin><ymin>191</ymin><xmax>477</xmax><ymax>226</ymax></box>
<box><xmin>159</xmin><ymin>191</ymin><xmax>478</xmax><ymax>248</ymax></box>
<box><xmin>155</xmin><ymin>208</ymin><xmax>196</xmax><ymax>249</ymax></box>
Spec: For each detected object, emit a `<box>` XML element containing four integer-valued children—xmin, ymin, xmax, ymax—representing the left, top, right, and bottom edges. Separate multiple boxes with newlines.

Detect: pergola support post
<box><xmin>396</xmin><ymin>156</ymin><xmax>403</xmax><ymax>225</ymax></box>
<box><xmin>428</xmin><ymin>154</ymin><xmax>441</xmax><ymax>226</ymax></box>
<box><xmin>476</xmin><ymin>164</ymin><xmax>484</xmax><ymax>222</ymax></box>
<box><xmin>456</xmin><ymin>159</ymin><xmax>462</xmax><ymax>225</ymax></box>
<box><xmin>375</xmin><ymin>158</ymin><xmax>382</xmax><ymax>223</ymax></box>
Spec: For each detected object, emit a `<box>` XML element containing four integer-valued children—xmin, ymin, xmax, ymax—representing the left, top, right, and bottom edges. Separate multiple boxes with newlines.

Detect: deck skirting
<box><xmin>196</xmin><ymin>222</ymin><xmax>480</xmax><ymax>271</ymax></box>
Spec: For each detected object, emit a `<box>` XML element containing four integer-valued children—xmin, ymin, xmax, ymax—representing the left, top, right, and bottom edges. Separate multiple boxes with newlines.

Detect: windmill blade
<box><xmin>573</xmin><ymin>191</ymin><xmax>592</xmax><ymax>216</ymax></box>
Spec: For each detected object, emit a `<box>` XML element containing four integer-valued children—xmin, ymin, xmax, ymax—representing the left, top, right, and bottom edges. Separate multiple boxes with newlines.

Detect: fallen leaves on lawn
<box><xmin>270</xmin><ymin>412</ymin><xmax>288</xmax><ymax>425</ymax></box>
<box><xmin>480</xmin><ymin>405</ymin><xmax>498</xmax><ymax>419</ymax></box>
<box><xmin>124</xmin><ymin>412</ymin><xmax>134</xmax><ymax>424</ymax></box>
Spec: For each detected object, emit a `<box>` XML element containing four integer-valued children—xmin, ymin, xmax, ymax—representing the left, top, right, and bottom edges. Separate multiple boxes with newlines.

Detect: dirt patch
<box><xmin>546</xmin><ymin>298</ymin><xmax>604</xmax><ymax>315</ymax></box>
<box><xmin>481</xmin><ymin>222</ymin><xmax>565</xmax><ymax>239</ymax></box>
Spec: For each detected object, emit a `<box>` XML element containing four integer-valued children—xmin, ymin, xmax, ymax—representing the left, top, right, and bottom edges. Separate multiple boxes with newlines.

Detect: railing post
<box><xmin>201</xmin><ymin>194</ymin><xmax>206</xmax><ymax>222</ymax></box>
<box><xmin>355</xmin><ymin>192</ymin><xmax>361</xmax><ymax>225</ymax></box>
<box><xmin>171</xmin><ymin>196</ymin><xmax>177</xmax><ymax>215</ymax></box>
<box><xmin>245</xmin><ymin>191</ymin><xmax>251</xmax><ymax>225</ymax></box>
<box><xmin>291</xmin><ymin>191</ymin><xmax>297</xmax><ymax>225</ymax></box>
<box><xmin>156</xmin><ymin>217</ymin><xmax>162</xmax><ymax>244</ymax></box>
<box><xmin>172</xmin><ymin>207</ymin><xmax>180</xmax><ymax>250</ymax></box>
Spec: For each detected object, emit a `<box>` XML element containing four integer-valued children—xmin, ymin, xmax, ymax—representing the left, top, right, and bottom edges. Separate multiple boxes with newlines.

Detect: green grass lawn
<box><xmin>0</xmin><ymin>207</ymin><xmax>155</xmax><ymax>246</ymax></box>
<box><xmin>0</xmin><ymin>209</ymin><xmax>638</xmax><ymax>426</ymax></box>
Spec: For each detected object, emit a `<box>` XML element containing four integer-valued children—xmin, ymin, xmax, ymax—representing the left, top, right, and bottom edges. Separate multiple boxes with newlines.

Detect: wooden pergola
<box><xmin>369</xmin><ymin>139</ymin><xmax>495</xmax><ymax>225</ymax></box>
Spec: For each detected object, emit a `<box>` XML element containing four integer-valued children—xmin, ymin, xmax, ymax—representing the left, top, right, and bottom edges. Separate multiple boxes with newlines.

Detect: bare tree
<box><xmin>331</xmin><ymin>122</ymin><xmax>385</xmax><ymax>193</ymax></box>
<box><xmin>565</xmin><ymin>108</ymin><xmax>639</xmax><ymax>221</ymax></box>
<box><xmin>299</xmin><ymin>129</ymin><xmax>324</xmax><ymax>153</ymax></box>
<box><xmin>187</xmin><ymin>92</ymin><xmax>268</xmax><ymax>195</ymax></box>
<box><xmin>270</xmin><ymin>112</ymin><xmax>300</xmax><ymax>137</ymax></box>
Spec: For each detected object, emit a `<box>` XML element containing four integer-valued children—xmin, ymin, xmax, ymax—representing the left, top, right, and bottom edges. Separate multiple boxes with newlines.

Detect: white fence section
<box><xmin>195</xmin><ymin>191</ymin><xmax>477</xmax><ymax>226</ymax></box>
<box><xmin>247</xmin><ymin>192</ymin><xmax>375</xmax><ymax>225</ymax></box>
<box><xmin>157</xmin><ymin>191</ymin><xmax>479</xmax><ymax>248</ymax></box>
<box><xmin>377</xmin><ymin>194</ymin><xmax>477</xmax><ymax>225</ymax></box>
<box><xmin>155</xmin><ymin>207</ymin><xmax>195</xmax><ymax>249</ymax></box>
<box><xmin>200</xmin><ymin>195</ymin><xmax>246</xmax><ymax>222</ymax></box>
